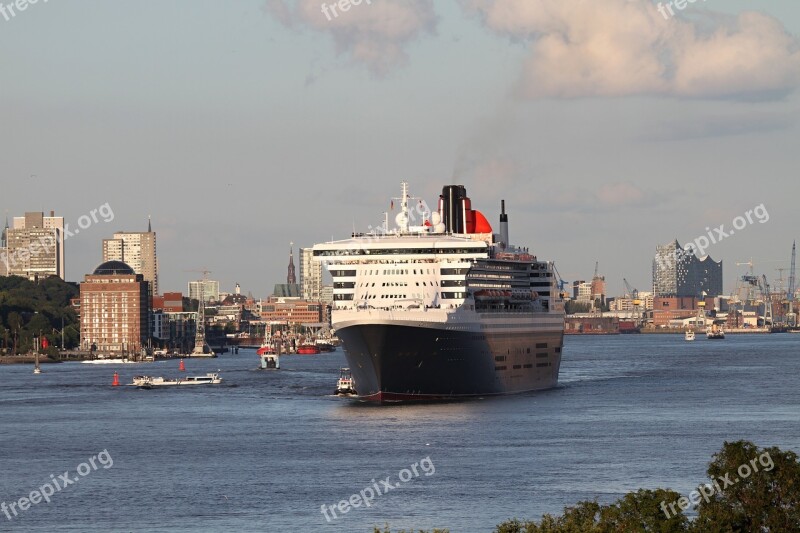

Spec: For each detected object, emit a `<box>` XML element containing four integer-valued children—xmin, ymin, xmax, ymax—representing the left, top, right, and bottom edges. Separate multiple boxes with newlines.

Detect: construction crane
<box><xmin>789</xmin><ymin>241</ymin><xmax>797</xmax><ymax>305</ymax></box>
<box><xmin>185</xmin><ymin>268</ymin><xmax>213</xmax><ymax>280</ymax></box>
<box><xmin>787</xmin><ymin>241</ymin><xmax>797</xmax><ymax>327</ymax></box>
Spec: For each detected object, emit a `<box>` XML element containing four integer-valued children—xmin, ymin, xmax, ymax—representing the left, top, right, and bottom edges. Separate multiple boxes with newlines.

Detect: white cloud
<box><xmin>265</xmin><ymin>0</ymin><xmax>437</xmax><ymax>76</ymax></box>
<box><xmin>461</xmin><ymin>0</ymin><xmax>800</xmax><ymax>100</ymax></box>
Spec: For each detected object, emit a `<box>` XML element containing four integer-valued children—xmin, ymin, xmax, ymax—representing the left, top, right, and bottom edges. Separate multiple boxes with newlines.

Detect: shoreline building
<box><xmin>102</xmin><ymin>218</ymin><xmax>158</xmax><ymax>295</ymax></box>
<box><xmin>188</xmin><ymin>280</ymin><xmax>220</xmax><ymax>303</ymax></box>
<box><xmin>300</xmin><ymin>247</ymin><xmax>323</xmax><ymax>302</ymax></box>
<box><xmin>653</xmin><ymin>239</ymin><xmax>723</xmax><ymax>298</ymax></box>
<box><xmin>80</xmin><ymin>261</ymin><xmax>150</xmax><ymax>354</ymax></box>
<box><xmin>1</xmin><ymin>211</ymin><xmax>65</xmax><ymax>280</ymax></box>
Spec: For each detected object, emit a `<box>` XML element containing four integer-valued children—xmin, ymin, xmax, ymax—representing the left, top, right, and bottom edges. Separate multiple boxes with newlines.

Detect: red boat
<box><xmin>256</xmin><ymin>344</ymin><xmax>275</xmax><ymax>356</ymax></box>
<box><xmin>296</xmin><ymin>344</ymin><xmax>321</xmax><ymax>355</ymax></box>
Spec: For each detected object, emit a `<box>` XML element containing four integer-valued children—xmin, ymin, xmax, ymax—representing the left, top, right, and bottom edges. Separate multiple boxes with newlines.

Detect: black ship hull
<box><xmin>336</xmin><ymin>323</ymin><xmax>563</xmax><ymax>403</ymax></box>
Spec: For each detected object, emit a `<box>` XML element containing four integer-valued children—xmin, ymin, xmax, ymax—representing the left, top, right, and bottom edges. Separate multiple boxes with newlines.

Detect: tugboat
<box><xmin>707</xmin><ymin>324</ymin><xmax>725</xmax><ymax>339</ymax></box>
<box><xmin>297</xmin><ymin>343</ymin><xmax>321</xmax><ymax>355</ymax></box>
<box><xmin>315</xmin><ymin>340</ymin><xmax>335</xmax><ymax>352</ymax></box>
<box><xmin>335</xmin><ymin>368</ymin><xmax>357</xmax><ymax>396</ymax></box>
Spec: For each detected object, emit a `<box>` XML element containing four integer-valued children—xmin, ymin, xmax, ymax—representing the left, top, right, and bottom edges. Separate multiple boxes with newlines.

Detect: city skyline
<box><xmin>1</xmin><ymin>0</ymin><xmax>798</xmax><ymax>298</ymax></box>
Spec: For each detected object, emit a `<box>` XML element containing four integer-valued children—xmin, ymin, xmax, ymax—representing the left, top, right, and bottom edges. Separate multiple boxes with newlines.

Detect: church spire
<box><xmin>287</xmin><ymin>242</ymin><xmax>296</xmax><ymax>285</ymax></box>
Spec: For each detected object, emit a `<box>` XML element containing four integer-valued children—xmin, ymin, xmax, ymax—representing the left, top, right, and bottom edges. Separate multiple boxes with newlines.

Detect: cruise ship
<box><xmin>312</xmin><ymin>183</ymin><xmax>565</xmax><ymax>402</ymax></box>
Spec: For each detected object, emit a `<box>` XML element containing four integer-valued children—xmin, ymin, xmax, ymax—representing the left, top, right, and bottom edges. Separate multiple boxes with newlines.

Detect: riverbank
<box><xmin>0</xmin><ymin>355</ymin><xmax>61</xmax><ymax>364</ymax></box>
<box><xmin>639</xmin><ymin>327</ymin><xmax>776</xmax><ymax>334</ymax></box>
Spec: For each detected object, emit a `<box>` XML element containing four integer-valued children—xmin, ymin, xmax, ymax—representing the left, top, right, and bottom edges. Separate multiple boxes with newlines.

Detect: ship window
<box><xmin>495</xmin><ymin>365</ymin><xmax>507</xmax><ymax>371</ymax></box>
<box><xmin>536</xmin><ymin>362</ymin><xmax>549</xmax><ymax>367</ymax></box>
<box><xmin>523</xmin><ymin>364</ymin><xmax>533</xmax><ymax>369</ymax></box>
<box><xmin>555</xmin><ymin>347</ymin><xmax>561</xmax><ymax>353</ymax></box>
<box><xmin>513</xmin><ymin>365</ymin><xmax>521</xmax><ymax>369</ymax></box>
<box><xmin>536</xmin><ymin>343</ymin><xmax>547</xmax><ymax>349</ymax></box>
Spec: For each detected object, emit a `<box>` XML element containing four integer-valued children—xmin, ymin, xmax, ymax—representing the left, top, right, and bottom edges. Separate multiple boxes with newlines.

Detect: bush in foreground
<box><xmin>495</xmin><ymin>440</ymin><xmax>800</xmax><ymax>533</ymax></box>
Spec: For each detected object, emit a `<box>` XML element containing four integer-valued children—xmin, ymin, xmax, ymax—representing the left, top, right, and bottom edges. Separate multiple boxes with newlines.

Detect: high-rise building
<box><xmin>576</xmin><ymin>282</ymin><xmax>592</xmax><ymax>302</ymax></box>
<box><xmin>102</xmin><ymin>218</ymin><xmax>158</xmax><ymax>295</ymax></box>
<box><xmin>653</xmin><ymin>239</ymin><xmax>723</xmax><ymax>298</ymax></box>
<box><xmin>300</xmin><ymin>247</ymin><xmax>323</xmax><ymax>301</ymax></box>
<box><xmin>80</xmin><ymin>261</ymin><xmax>150</xmax><ymax>354</ymax></box>
<box><xmin>1</xmin><ymin>211</ymin><xmax>65</xmax><ymax>280</ymax></box>
<box><xmin>572</xmin><ymin>280</ymin><xmax>586</xmax><ymax>300</ymax></box>
<box><xmin>591</xmin><ymin>277</ymin><xmax>606</xmax><ymax>303</ymax></box>
<box><xmin>188</xmin><ymin>280</ymin><xmax>220</xmax><ymax>303</ymax></box>
<box><xmin>1</xmin><ymin>217</ymin><xmax>7</xmax><ymax>274</ymax></box>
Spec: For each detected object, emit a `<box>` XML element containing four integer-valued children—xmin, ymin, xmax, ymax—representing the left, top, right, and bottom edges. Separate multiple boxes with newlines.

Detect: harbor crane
<box><xmin>622</xmin><ymin>278</ymin><xmax>639</xmax><ymax>300</ymax></box>
<box><xmin>760</xmin><ymin>275</ymin><xmax>773</xmax><ymax>326</ymax></box>
<box><xmin>622</xmin><ymin>278</ymin><xmax>642</xmax><ymax>324</ymax></box>
<box><xmin>552</xmin><ymin>263</ymin><xmax>570</xmax><ymax>300</ymax></box>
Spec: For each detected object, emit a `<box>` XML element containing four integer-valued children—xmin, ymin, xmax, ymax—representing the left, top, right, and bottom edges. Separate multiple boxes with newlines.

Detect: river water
<box><xmin>1</xmin><ymin>334</ymin><xmax>798</xmax><ymax>532</ymax></box>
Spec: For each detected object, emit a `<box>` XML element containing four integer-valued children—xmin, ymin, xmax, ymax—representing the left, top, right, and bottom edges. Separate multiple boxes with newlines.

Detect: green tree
<box><xmin>693</xmin><ymin>440</ymin><xmax>800</xmax><ymax>532</ymax></box>
<box><xmin>0</xmin><ymin>275</ymin><xmax>80</xmax><ymax>352</ymax></box>
<box><xmin>600</xmin><ymin>489</ymin><xmax>688</xmax><ymax>532</ymax></box>
<box><xmin>564</xmin><ymin>300</ymin><xmax>592</xmax><ymax>315</ymax></box>
<box><xmin>7</xmin><ymin>311</ymin><xmax>22</xmax><ymax>354</ymax></box>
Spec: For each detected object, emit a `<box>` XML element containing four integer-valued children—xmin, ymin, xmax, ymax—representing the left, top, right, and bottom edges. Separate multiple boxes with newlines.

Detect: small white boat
<box><xmin>181</xmin><ymin>373</ymin><xmax>222</xmax><ymax>385</ymax></box>
<box><xmin>684</xmin><ymin>330</ymin><xmax>695</xmax><ymax>341</ymax></box>
<box><xmin>335</xmin><ymin>368</ymin><xmax>357</xmax><ymax>396</ymax></box>
<box><xmin>132</xmin><ymin>372</ymin><xmax>222</xmax><ymax>388</ymax></box>
<box><xmin>260</xmin><ymin>353</ymin><xmax>279</xmax><ymax>370</ymax></box>
<box><xmin>82</xmin><ymin>357</ymin><xmax>138</xmax><ymax>364</ymax></box>
<box><xmin>33</xmin><ymin>351</ymin><xmax>42</xmax><ymax>374</ymax></box>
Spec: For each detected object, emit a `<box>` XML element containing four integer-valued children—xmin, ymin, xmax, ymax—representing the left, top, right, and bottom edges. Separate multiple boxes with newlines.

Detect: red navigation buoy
<box><xmin>112</xmin><ymin>372</ymin><xmax>120</xmax><ymax>387</ymax></box>
<box><xmin>179</xmin><ymin>359</ymin><xmax>186</xmax><ymax>372</ymax></box>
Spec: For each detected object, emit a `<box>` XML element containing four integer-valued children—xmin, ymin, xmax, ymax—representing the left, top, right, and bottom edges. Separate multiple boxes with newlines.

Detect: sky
<box><xmin>1</xmin><ymin>0</ymin><xmax>799</xmax><ymax>298</ymax></box>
